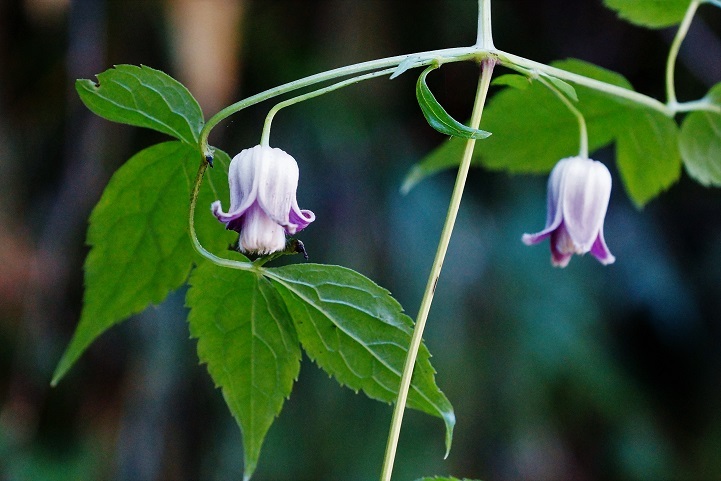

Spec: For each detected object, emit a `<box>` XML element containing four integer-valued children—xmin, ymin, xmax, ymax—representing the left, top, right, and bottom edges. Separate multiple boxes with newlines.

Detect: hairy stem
<box><xmin>379</xmin><ymin>58</ymin><xmax>496</xmax><ymax>481</ymax></box>
<box><xmin>476</xmin><ymin>0</ymin><xmax>494</xmax><ymax>48</ymax></box>
<box><xmin>666</xmin><ymin>0</ymin><xmax>701</xmax><ymax>108</ymax></box>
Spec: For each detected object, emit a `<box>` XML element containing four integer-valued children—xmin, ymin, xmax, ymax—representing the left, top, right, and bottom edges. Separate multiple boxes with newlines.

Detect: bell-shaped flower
<box><xmin>211</xmin><ymin>145</ymin><xmax>315</xmax><ymax>255</ymax></box>
<box><xmin>522</xmin><ymin>156</ymin><xmax>615</xmax><ymax>267</ymax></box>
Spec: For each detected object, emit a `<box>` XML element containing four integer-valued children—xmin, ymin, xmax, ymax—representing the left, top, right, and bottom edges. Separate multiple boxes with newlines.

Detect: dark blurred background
<box><xmin>1</xmin><ymin>1</ymin><xmax>720</xmax><ymax>480</ymax></box>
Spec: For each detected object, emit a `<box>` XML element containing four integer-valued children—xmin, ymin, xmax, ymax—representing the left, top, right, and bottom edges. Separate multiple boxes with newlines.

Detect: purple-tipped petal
<box><xmin>211</xmin><ymin>144</ymin><xmax>315</xmax><ymax>255</ymax></box>
<box><xmin>550</xmin><ymin>229</ymin><xmax>573</xmax><ymax>267</ymax></box>
<box><xmin>590</xmin><ymin>226</ymin><xmax>615</xmax><ymax>265</ymax></box>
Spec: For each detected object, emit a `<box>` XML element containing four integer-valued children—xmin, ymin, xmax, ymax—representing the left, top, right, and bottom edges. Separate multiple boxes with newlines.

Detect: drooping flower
<box><xmin>522</xmin><ymin>156</ymin><xmax>615</xmax><ymax>267</ymax></box>
<box><xmin>211</xmin><ymin>145</ymin><xmax>315</xmax><ymax>255</ymax></box>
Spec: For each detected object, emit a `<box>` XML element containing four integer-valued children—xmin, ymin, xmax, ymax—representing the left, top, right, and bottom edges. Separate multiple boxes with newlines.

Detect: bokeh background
<box><xmin>1</xmin><ymin>0</ymin><xmax>720</xmax><ymax>480</ymax></box>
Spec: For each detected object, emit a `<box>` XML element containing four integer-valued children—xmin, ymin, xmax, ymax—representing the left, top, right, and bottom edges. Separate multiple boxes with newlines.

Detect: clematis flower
<box><xmin>522</xmin><ymin>156</ymin><xmax>615</xmax><ymax>267</ymax></box>
<box><xmin>211</xmin><ymin>145</ymin><xmax>315</xmax><ymax>255</ymax></box>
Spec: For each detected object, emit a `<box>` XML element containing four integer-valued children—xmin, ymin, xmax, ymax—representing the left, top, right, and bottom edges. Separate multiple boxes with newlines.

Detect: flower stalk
<box><xmin>379</xmin><ymin>57</ymin><xmax>496</xmax><ymax>481</ymax></box>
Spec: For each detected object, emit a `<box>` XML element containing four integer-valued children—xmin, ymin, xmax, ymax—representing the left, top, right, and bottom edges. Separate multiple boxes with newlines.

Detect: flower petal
<box><xmin>550</xmin><ymin>227</ymin><xmax>573</xmax><ymax>268</ymax></box>
<box><xmin>561</xmin><ymin>157</ymin><xmax>612</xmax><ymax>252</ymax></box>
<box><xmin>521</xmin><ymin>158</ymin><xmax>569</xmax><ymax>245</ymax></box>
<box><xmin>255</xmin><ymin>147</ymin><xmax>298</xmax><ymax>228</ymax></box>
<box><xmin>212</xmin><ymin>147</ymin><xmax>261</xmax><ymax>227</ymax></box>
<box><xmin>590</xmin><ymin>224</ymin><xmax>615</xmax><ymax>265</ymax></box>
<box><xmin>237</xmin><ymin>204</ymin><xmax>287</xmax><ymax>255</ymax></box>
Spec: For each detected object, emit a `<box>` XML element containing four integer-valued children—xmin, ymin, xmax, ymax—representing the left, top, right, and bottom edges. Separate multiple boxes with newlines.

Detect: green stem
<box><xmin>379</xmin><ymin>58</ymin><xmax>496</xmax><ymax>481</ymax></box>
<box><xmin>188</xmin><ymin>161</ymin><xmax>254</xmax><ymax>272</ymax></box>
<box><xmin>199</xmin><ymin>47</ymin><xmax>479</xmax><ymax>157</ymax></box>
<box><xmin>537</xmin><ymin>75</ymin><xmax>588</xmax><ymax>158</ymax></box>
<box><xmin>476</xmin><ymin>0</ymin><xmax>494</xmax><ymax>48</ymax></box>
<box><xmin>666</xmin><ymin>0</ymin><xmax>701</xmax><ymax>108</ymax></box>
<box><xmin>496</xmin><ymin>50</ymin><xmax>673</xmax><ymax>116</ymax></box>
<box><xmin>261</xmin><ymin>67</ymin><xmax>398</xmax><ymax>147</ymax></box>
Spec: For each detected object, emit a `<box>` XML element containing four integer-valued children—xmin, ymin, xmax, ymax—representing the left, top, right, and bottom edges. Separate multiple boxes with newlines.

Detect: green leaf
<box><xmin>544</xmin><ymin>74</ymin><xmax>579</xmax><ymax>102</ymax></box>
<box><xmin>52</xmin><ymin>141</ymin><xmax>225</xmax><ymax>385</ymax></box>
<box><xmin>679</xmin><ymin>110</ymin><xmax>721</xmax><ymax>187</ymax></box>
<box><xmin>403</xmin><ymin>59</ymin><xmax>631</xmax><ymax>192</ymax></box>
<box><xmin>615</xmin><ymin>109</ymin><xmax>681</xmax><ymax>206</ymax></box>
<box><xmin>187</xmin><ymin>263</ymin><xmax>301</xmax><ymax>481</ymax></box>
<box><xmin>76</xmin><ymin>65</ymin><xmax>204</xmax><ymax>145</ymax></box>
<box><xmin>491</xmin><ymin>74</ymin><xmax>529</xmax><ymax>90</ymax></box>
<box><xmin>416</xmin><ymin>65</ymin><xmax>492</xmax><ymax>140</ymax></box>
<box><xmin>265</xmin><ymin>264</ymin><xmax>456</xmax><ymax>454</ymax></box>
<box><xmin>603</xmin><ymin>0</ymin><xmax>691</xmax><ymax>28</ymax></box>
<box><xmin>404</xmin><ymin>59</ymin><xmax>680</xmax><ymax>206</ymax></box>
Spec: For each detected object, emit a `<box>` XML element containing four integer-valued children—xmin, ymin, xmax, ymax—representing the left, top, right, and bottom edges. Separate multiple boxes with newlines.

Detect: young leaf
<box><xmin>76</xmin><ymin>65</ymin><xmax>204</xmax><ymax>145</ymax></box>
<box><xmin>404</xmin><ymin>59</ymin><xmax>680</xmax><ymax>206</ymax></box>
<box><xmin>615</xmin><ymin>109</ymin><xmax>681</xmax><ymax>206</ymax></box>
<box><xmin>679</xmin><ymin>111</ymin><xmax>721</xmax><ymax>187</ymax></box>
<box><xmin>544</xmin><ymin>74</ymin><xmax>579</xmax><ymax>102</ymax></box>
<box><xmin>265</xmin><ymin>264</ymin><xmax>456</xmax><ymax>454</ymax></box>
<box><xmin>416</xmin><ymin>65</ymin><xmax>492</xmax><ymax>140</ymax></box>
<box><xmin>187</xmin><ymin>262</ymin><xmax>301</xmax><ymax>481</ymax></box>
<box><xmin>52</xmin><ymin>141</ymin><xmax>211</xmax><ymax>385</ymax></box>
<box><xmin>403</xmin><ymin>59</ymin><xmax>631</xmax><ymax>193</ymax></box>
<box><xmin>603</xmin><ymin>0</ymin><xmax>691</xmax><ymax>28</ymax></box>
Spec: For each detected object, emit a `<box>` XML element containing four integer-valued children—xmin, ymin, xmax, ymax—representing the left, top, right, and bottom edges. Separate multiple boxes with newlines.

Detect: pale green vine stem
<box><xmin>476</xmin><ymin>0</ymin><xmax>494</xmax><ymax>49</ymax></box>
<box><xmin>260</xmin><ymin>67</ymin><xmax>399</xmax><ymax>147</ymax></box>
<box><xmin>189</xmin><ymin>162</ymin><xmax>254</xmax><ymax>272</ymax></box>
<box><xmin>537</xmin><ymin>75</ymin><xmax>589</xmax><ymax>159</ymax></box>
<box><xmin>379</xmin><ymin>58</ymin><xmax>496</xmax><ymax>481</ymax></box>
<box><xmin>666</xmin><ymin>0</ymin><xmax>702</xmax><ymax>108</ymax></box>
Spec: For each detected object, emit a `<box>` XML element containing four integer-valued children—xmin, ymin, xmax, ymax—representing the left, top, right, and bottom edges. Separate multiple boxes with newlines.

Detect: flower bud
<box><xmin>212</xmin><ymin>145</ymin><xmax>315</xmax><ymax>255</ymax></box>
<box><xmin>522</xmin><ymin>156</ymin><xmax>615</xmax><ymax>267</ymax></box>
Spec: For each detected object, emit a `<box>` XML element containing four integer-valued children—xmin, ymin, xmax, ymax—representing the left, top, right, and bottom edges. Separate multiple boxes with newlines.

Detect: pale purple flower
<box><xmin>522</xmin><ymin>156</ymin><xmax>615</xmax><ymax>267</ymax></box>
<box><xmin>212</xmin><ymin>145</ymin><xmax>315</xmax><ymax>255</ymax></box>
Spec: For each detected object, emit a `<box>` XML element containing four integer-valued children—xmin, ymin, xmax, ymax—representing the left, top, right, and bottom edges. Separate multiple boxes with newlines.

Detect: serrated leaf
<box><xmin>679</xmin><ymin>110</ymin><xmax>721</xmax><ymax>186</ymax></box>
<box><xmin>76</xmin><ymin>65</ymin><xmax>204</xmax><ymax>145</ymax></box>
<box><xmin>264</xmin><ymin>264</ymin><xmax>456</xmax><ymax>455</ymax></box>
<box><xmin>491</xmin><ymin>74</ymin><xmax>530</xmax><ymax>90</ymax></box>
<box><xmin>603</xmin><ymin>0</ymin><xmax>691</xmax><ymax>28</ymax></box>
<box><xmin>416</xmin><ymin>65</ymin><xmax>492</xmax><ymax>140</ymax></box>
<box><xmin>615</xmin><ymin>109</ymin><xmax>681</xmax><ymax>206</ymax></box>
<box><xmin>52</xmin><ymin>141</ymin><xmax>228</xmax><ymax>385</ymax></box>
<box><xmin>187</xmin><ymin>263</ymin><xmax>301</xmax><ymax>480</ymax></box>
<box><xmin>403</xmin><ymin>59</ymin><xmax>632</xmax><ymax>192</ymax></box>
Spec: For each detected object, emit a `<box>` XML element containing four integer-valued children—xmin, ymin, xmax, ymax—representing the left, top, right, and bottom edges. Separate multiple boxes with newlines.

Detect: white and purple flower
<box><xmin>212</xmin><ymin>145</ymin><xmax>315</xmax><ymax>255</ymax></box>
<box><xmin>522</xmin><ymin>156</ymin><xmax>615</xmax><ymax>267</ymax></box>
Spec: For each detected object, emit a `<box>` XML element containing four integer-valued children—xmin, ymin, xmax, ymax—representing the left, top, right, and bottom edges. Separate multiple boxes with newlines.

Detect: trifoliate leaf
<box><xmin>76</xmin><ymin>65</ymin><xmax>204</xmax><ymax>145</ymax></box>
<box><xmin>187</xmin><ymin>263</ymin><xmax>301</xmax><ymax>481</ymax></box>
<box><xmin>679</xmin><ymin>111</ymin><xmax>721</xmax><ymax>187</ymax></box>
<box><xmin>52</xmin><ymin>141</ymin><xmax>229</xmax><ymax>385</ymax></box>
<box><xmin>603</xmin><ymin>0</ymin><xmax>691</xmax><ymax>28</ymax></box>
<box><xmin>265</xmin><ymin>264</ymin><xmax>456</xmax><ymax>455</ymax></box>
<box><xmin>416</xmin><ymin>65</ymin><xmax>492</xmax><ymax>140</ymax></box>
